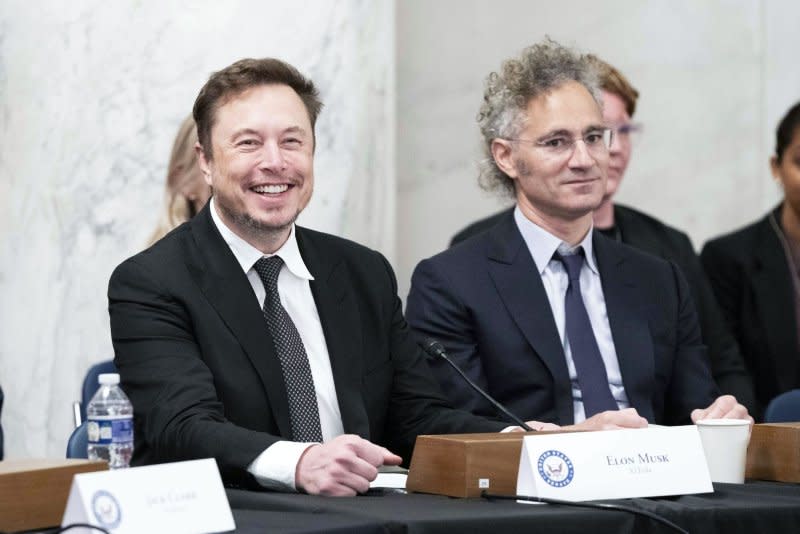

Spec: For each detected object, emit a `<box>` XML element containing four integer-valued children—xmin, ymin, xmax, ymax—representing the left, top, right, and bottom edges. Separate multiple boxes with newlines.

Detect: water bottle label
<box><xmin>111</xmin><ymin>418</ymin><xmax>134</xmax><ymax>444</ymax></box>
<box><xmin>87</xmin><ymin>418</ymin><xmax>133</xmax><ymax>445</ymax></box>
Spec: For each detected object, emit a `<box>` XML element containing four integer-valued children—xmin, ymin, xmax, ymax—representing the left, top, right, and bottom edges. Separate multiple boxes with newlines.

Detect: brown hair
<box><xmin>586</xmin><ymin>54</ymin><xmax>639</xmax><ymax>117</ymax></box>
<box><xmin>192</xmin><ymin>58</ymin><xmax>323</xmax><ymax>159</ymax></box>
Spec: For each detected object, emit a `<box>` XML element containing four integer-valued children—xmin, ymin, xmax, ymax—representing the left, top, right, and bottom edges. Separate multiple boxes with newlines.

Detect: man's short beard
<box><xmin>216</xmin><ymin>196</ymin><xmax>299</xmax><ymax>242</ymax></box>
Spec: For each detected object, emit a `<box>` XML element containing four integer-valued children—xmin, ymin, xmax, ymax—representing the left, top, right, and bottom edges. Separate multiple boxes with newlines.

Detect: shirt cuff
<box><xmin>247</xmin><ymin>440</ymin><xmax>317</xmax><ymax>491</ymax></box>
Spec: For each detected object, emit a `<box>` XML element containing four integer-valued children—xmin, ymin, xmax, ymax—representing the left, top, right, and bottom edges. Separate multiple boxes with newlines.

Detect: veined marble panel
<box><xmin>0</xmin><ymin>0</ymin><xmax>394</xmax><ymax>458</ymax></box>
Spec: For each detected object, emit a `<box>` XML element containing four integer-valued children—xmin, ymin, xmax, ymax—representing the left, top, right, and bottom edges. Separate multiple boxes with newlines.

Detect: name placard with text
<box><xmin>517</xmin><ymin>426</ymin><xmax>712</xmax><ymax>502</ymax></box>
<box><xmin>61</xmin><ymin>458</ymin><xmax>235</xmax><ymax>534</ymax></box>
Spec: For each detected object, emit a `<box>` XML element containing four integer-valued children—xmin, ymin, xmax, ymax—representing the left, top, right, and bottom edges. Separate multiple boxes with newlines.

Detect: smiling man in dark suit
<box><xmin>406</xmin><ymin>40</ymin><xmax>750</xmax><ymax>430</ymax></box>
<box><xmin>109</xmin><ymin>58</ymin><xmax>506</xmax><ymax>496</ymax></box>
<box><xmin>448</xmin><ymin>56</ymin><xmax>756</xmax><ymax>417</ymax></box>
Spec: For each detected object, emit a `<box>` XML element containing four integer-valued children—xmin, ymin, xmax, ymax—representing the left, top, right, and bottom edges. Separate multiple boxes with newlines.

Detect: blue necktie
<box><xmin>555</xmin><ymin>248</ymin><xmax>618</xmax><ymax>417</ymax></box>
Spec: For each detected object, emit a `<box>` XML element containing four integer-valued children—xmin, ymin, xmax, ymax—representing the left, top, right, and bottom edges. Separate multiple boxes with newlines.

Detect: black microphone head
<box><xmin>419</xmin><ymin>338</ymin><xmax>447</xmax><ymax>359</ymax></box>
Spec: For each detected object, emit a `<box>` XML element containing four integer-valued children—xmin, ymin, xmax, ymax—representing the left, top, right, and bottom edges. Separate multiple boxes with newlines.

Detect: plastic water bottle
<box><xmin>86</xmin><ymin>373</ymin><xmax>134</xmax><ymax>469</ymax></box>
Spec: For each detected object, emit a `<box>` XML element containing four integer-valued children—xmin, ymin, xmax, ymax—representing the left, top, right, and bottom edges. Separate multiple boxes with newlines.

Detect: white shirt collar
<box><xmin>513</xmin><ymin>205</ymin><xmax>598</xmax><ymax>275</ymax></box>
<box><xmin>209</xmin><ymin>197</ymin><xmax>314</xmax><ymax>281</ymax></box>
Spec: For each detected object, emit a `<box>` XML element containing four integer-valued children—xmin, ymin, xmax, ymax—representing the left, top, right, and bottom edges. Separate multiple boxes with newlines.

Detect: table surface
<box><xmin>229</xmin><ymin>481</ymin><xmax>800</xmax><ymax>534</ymax></box>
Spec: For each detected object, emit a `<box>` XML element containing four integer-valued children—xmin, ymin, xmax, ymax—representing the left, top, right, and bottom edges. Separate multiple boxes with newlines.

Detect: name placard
<box><xmin>517</xmin><ymin>426</ymin><xmax>712</xmax><ymax>502</ymax></box>
<box><xmin>61</xmin><ymin>458</ymin><xmax>235</xmax><ymax>534</ymax></box>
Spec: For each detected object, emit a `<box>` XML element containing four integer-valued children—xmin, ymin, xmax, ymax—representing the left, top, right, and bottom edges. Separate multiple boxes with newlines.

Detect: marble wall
<box><xmin>0</xmin><ymin>0</ymin><xmax>394</xmax><ymax>458</ymax></box>
<box><xmin>396</xmin><ymin>0</ymin><xmax>800</xmax><ymax>301</ymax></box>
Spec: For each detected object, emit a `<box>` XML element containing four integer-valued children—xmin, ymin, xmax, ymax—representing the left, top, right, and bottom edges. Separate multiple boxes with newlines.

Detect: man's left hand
<box><xmin>506</xmin><ymin>421</ymin><xmax>562</xmax><ymax>432</ymax></box>
<box><xmin>691</xmin><ymin>395</ymin><xmax>753</xmax><ymax>424</ymax></box>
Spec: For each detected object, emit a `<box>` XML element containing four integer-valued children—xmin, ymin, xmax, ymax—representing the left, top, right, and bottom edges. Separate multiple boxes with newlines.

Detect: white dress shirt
<box><xmin>513</xmin><ymin>207</ymin><xmax>630</xmax><ymax>423</ymax></box>
<box><xmin>209</xmin><ymin>199</ymin><xmax>344</xmax><ymax>490</ymax></box>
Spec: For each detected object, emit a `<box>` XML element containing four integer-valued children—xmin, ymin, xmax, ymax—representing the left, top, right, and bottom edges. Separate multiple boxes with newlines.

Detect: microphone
<box><xmin>420</xmin><ymin>338</ymin><xmax>534</xmax><ymax>432</ymax></box>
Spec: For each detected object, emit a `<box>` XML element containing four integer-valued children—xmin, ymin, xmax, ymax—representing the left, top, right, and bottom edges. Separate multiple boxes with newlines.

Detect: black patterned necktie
<box><xmin>554</xmin><ymin>248</ymin><xmax>618</xmax><ymax>417</ymax></box>
<box><xmin>254</xmin><ymin>256</ymin><xmax>323</xmax><ymax>443</ymax></box>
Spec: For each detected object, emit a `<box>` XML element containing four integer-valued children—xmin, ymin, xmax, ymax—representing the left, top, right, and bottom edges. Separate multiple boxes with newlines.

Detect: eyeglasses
<box><xmin>611</xmin><ymin>123</ymin><xmax>643</xmax><ymax>146</ymax></box>
<box><xmin>505</xmin><ymin>128</ymin><xmax>614</xmax><ymax>157</ymax></box>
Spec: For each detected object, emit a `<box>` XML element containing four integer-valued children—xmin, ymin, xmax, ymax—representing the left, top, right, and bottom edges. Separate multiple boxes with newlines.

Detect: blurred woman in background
<box><xmin>148</xmin><ymin>115</ymin><xmax>211</xmax><ymax>245</ymax></box>
<box><xmin>702</xmin><ymin>101</ymin><xmax>800</xmax><ymax>415</ymax></box>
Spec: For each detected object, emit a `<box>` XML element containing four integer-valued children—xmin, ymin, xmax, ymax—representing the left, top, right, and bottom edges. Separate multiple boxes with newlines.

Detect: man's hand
<box><xmin>519</xmin><ymin>421</ymin><xmax>562</xmax><ymax>431</ymax></box>
<box><xmin>691</xmin><ymin>395</ymin><xmax>753</xmax><ymax>424</ymax></box>
<box><xmin>566</xmin><ymin>408</ymin><xmax>649</xmax><ymax>431</ymax></box>
<box><xmin>295</xmin><ymin>434</ymin><xmax>402</xmax><ymax>496</ymax></box>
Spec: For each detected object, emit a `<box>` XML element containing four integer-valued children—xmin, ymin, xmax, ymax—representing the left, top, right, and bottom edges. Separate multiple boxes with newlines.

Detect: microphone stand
<box><xmin>420</xmin><ymin>339</ymin><xmax>534</xmax><ymax>432</ymax></box>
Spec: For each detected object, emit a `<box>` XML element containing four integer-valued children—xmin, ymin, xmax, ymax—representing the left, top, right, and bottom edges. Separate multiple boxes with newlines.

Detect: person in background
<box><xmin>407</xmin><ymin>39</ymin><xmax>750</xmax><ymax>430</ymax></box>
<box><xmin>147</xmin><ymin>115</ymin><xmax>212</xmax><ymax>245</ymax></box>
<box><xmin>449</xmin><ymin>55</ymin><xmax>756</xmax><ymax>416</ymax></box>
<box><xmin>701</xmin><ymin>101</ymin><xmax>800</xmax><ymax>416</ymax></box>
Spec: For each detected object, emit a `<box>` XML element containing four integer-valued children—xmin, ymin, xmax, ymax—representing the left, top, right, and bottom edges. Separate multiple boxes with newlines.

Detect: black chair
<box><xmin>73</xmin><ymin>360</ymin><xmax>117</xmax><ymax>427</ymax></box>
<box><xmin>764</xmin><ymin>389</ymin><xmax>800</xmax><ymax>423</ymax></box>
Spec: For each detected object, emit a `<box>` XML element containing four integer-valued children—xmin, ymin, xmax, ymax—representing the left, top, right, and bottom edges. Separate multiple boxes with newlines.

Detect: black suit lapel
<box><xmin>486</xmin><ymin>218</ymin><xmax>574</xmax><ymax>423</ymax></box>
<box><xmin>186</xmin><ymin>205</ymin><xmax>292</xmax><ymax>438</ymax></box>
<box><xmin>752</xmin><ymin>215</ymin><xmax>797</xmax><ymax>391</ymax></box>
<box><xmin>296</xmin><ymin>228</ymin><xmax>369</xmax><ymax>438</ymax></box>
<box><xmin>593</xmin><ymin>233</ymin><xmax>656</xmax><ymax>422</ymax></box>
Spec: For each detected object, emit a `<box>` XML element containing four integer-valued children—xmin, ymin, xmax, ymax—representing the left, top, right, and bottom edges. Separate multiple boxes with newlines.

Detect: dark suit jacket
<box><xmin>701</xmin><ymin>206</ymin><xmax>799</xmax><ymax>415</ymax></box>
<box><xmin>450</xmin><ymin>208</ymin><xmax>510</xmax><ymax>247</ymax></box>
<box><xmin>108</xmin><ymin>204</ymin><xmax>504</xmax><ymax>487</ymax></box>
<box><xmin>450</xmin><ymin>204</ymin><xmax>756</xmax><ymax>415</ymax></box>
<box><xmin>409</xmin><ymin>212</ymin><xmax>718</xmax><ymax>426</ymax></box>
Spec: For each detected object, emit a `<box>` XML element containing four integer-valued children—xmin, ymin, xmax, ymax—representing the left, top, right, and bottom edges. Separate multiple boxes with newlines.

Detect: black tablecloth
<box><xmin>229</xmin><ymin>481</ymin><xmax>800</xmax><ymax>534</ymax></box>
<box><xmin>232</xmin><ymin>508</ymin><xmax>387</xmax><ymax>534</ymax></box>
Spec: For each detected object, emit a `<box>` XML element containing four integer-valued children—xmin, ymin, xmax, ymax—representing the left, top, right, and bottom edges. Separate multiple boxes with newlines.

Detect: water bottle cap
<box><xmin>98</xmin><ymin>373</ymin><xmax>120</xmax><ymax>385</ymax></box>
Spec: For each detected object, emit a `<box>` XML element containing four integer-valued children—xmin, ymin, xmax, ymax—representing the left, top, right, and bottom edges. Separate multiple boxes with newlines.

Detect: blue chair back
<box><xmin>764</xmin><ymin>389</ymin><xmax>800</xmax><ymax>423</ymax></box>
<box><xmin>80</xmin><ymin>360</ymin><xmax>117</xmax><ymax>423</ymax></box>
<box><xmin>66</xmin><ymin>422</ymin><xmax>89</xmax><ymax>459</ymax></box>
<box><xmin>0</xmin><ymin>384</ymin><xmax>4</xmax><ymax>460</ymax></box>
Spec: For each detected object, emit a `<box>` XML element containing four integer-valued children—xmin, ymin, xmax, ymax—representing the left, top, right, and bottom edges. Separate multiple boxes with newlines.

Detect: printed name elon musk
<box><xmin>606</xmin><ymin>452</ymin><xmax>669</xmax><ymax>475</ymax></box>
<box><xmin>606</xmin><ymin>452</ymin><xmax>670</xmax><ymax>467</ymax></box>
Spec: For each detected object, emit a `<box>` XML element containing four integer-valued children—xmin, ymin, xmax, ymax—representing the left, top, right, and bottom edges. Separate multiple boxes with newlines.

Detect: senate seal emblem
<box><xmin>92</xmin><ymin>490</ymin><xmax>122</xmax><ymax>529</ymax></box>
<box><xmin>537</xmin><ymin>450</ymin><xmax>575</xmax><ymax>488</ymax></box>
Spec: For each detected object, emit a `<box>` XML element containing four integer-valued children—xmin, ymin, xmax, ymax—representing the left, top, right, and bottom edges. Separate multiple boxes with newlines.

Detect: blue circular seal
<box><xmin>91</xmin><ymin>490</ymin><xmax>122</xmax><ymax>529</ymax></box>
<box><xmin>537</xmin><ymin>450</ymin><xmax>575</xmax><ymax>488</ymax></box>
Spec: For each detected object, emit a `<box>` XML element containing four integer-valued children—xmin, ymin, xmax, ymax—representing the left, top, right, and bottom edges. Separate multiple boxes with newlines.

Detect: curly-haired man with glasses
<box><xmin>406</xmin><ymin>39</ymin><xmax>750</xmax><ymax>431</ymax></box>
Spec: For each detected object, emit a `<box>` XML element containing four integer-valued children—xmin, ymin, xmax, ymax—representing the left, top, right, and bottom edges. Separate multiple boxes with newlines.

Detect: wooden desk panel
<box><xmin>0</xmin><ymin>459</ymin><xmax>107</xmax><ymax>531</ymax></box>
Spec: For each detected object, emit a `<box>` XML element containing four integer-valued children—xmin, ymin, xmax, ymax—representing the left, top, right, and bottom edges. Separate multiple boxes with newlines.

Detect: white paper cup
<box><xmin>696</xmin><ymin>418</ymin><xmax>751</xmax><ymax>483</ymax></box>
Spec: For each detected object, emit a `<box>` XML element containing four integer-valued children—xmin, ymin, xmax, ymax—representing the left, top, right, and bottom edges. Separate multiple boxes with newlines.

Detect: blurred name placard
<box><xmin>61</xmin><ymin>458</ymin><xmax>234</xmax><ymax>534</ymax></box>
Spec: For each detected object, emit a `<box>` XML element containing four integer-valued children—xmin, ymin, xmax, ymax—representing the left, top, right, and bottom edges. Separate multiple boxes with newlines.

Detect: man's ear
<box><xmin>195</xmin><ymin>142</ymin><xmax>213</xmax><ymax>186</ymax></box>
<box><xmin>491</xmin><ymin>138</ymin><xmax>518</xmax><ymax>179</ymax></box>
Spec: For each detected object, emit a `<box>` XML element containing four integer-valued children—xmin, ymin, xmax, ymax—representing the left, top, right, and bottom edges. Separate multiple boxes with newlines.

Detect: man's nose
<box><xmin>568</xmin><ymin>139</ymin><xmax>595</xmax><ymax>168</ymax></box>
<box><xmin>258</xmin><ymin>141</ymin><xmax>286</xmax><ymax>172</ymax></box>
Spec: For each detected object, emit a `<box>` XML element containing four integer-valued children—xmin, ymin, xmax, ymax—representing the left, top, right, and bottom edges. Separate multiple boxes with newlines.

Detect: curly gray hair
<box><xmin>477</xmin><ymin>39</ymin><xmax>601</xmax><ymax>196</ymax></box>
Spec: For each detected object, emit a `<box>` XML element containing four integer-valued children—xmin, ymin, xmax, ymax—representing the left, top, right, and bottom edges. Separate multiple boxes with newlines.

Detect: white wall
<box><xmin>0</xmin><ymin>0</ymin><xmax>395</xmax><ymax>458</ymax></box>
<box><xmin>396</xmin><ymin>0</ymin><xmax>800</xmax><ymax>301</ymax></box>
